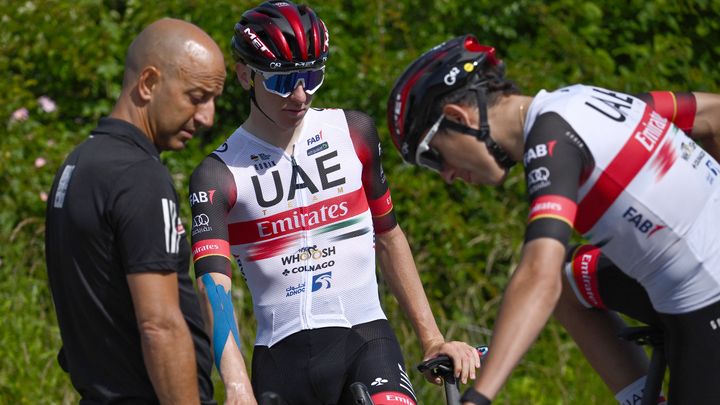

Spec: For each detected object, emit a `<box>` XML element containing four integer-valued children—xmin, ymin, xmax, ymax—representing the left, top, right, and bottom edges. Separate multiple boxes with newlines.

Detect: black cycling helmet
<box><xmin>231</xmin><ymin>0</ymin><xmax>329</xmax><ymax>72</ymax></box>
<box><xmin>387</xmin><ymin>34</ymin><xmax>515</xmax><ymax>170</ymax></box>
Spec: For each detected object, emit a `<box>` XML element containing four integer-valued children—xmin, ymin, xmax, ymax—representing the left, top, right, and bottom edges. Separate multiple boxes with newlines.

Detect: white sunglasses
<box><xmin>415</xmin><ymin>114</ymin><xmax>445</xmax><ymax>172</ymax></box>
<box><xmin>251</xmin><ymin>67</ymin><xmax>325</xmax><ymax>97</ymax></box>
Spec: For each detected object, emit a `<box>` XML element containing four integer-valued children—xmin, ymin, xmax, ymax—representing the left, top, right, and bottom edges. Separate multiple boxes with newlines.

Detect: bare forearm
<box><xmin>128</xmin><ymin>272</ymin><xmax>201</xmax><ymax>404</ymax></box>
<box><xmin>377</xmin><ymin>226</ymin><xmax>481</xmax><ymax>384</ymax></box>
<box><xmin>475</xmin><ymin>269</ymin><xmax>561</xmax><ymax>397</ymax></box>
<box><xmin>691</xmin><ymin>92</ymin><xmax>720</xmax><ymax>159</ymax></box>
<box><xmin>198</xmin><ymin>273</ymin><xmax>256</xmax><ymax>404</ymax></box>
<box><xmin>218</xmin><ymin>351</ymin><xmax>255</xmax><ymax>404</ymax></box>
<box><xmin>140</xmin><ymin>321</ymin><xmax>200</xmax><ymax>404</ymax></box>
<box><xmin>376</xmin><ymin>226</ymin><xmax>444</xmax><ymax>349</ymax></box>
<box><xmin>474</xmin><ymin>240</ymin><xmax>565</xmax><ymax>399</ymax></box>
<box><xmin>382</xmin><ymin>271</ymin><xmax>443</xmax><ymax>348</ymax></box>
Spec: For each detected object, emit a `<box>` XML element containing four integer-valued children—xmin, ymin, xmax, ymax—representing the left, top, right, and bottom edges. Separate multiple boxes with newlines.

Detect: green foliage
<box><xmin>1</xmin><ymin>0</ymin><xmax>718</xmax><ymax>403</ymax></box>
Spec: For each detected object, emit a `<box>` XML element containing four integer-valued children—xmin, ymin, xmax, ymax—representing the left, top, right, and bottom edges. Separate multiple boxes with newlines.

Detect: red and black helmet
<box><xmin>231</xmin><ymin>0</ymin><xmax>329</xmax><ymax>72</ymax></box>
<box><xmin>387</xmin><ymin>35</ymin><xmax>504</xmax><ymax>165</ymax></box>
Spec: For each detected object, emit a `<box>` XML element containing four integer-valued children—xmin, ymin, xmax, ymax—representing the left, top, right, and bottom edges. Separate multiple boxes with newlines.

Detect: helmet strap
<box><xmin>440</xmin><ymin>87</ymin><xmax>516</xmax><ymax>169</ymax></box>
<box><xmin>249</xmin><ymin>70</ymin><xmax>277</xmax><ymax>124</ymax></box>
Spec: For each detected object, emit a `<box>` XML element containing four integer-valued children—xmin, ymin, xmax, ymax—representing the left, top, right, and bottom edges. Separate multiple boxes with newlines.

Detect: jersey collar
<box><xmin>92</xmin><ymin>117</ymin><xmax>160</xmax><ymax>160</ymax></box>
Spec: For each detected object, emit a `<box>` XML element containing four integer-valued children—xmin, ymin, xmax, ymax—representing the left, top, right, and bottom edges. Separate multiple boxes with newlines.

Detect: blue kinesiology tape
<box><xmin>200</xmin><ymin>273</ymin><xmax>241</xmax><ymax>372</ymax></box>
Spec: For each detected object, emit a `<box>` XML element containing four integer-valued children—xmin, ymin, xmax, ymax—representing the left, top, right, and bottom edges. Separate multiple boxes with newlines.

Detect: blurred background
<box><xmin>2</xmin><ymin>0</ymin><xmax>718</xmax><ymax>403</ymax></box>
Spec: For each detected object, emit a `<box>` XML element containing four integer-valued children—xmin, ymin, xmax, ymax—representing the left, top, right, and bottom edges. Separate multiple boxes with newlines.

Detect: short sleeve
<box><xmin>189</xmin><ymin>154</ymin><xmax>236</xmax><ymax>278</ymax></box>
<box><xmin>344</xmin><ymin>110</ymin><xmax>398</xmax><ymax>234</ymax></box>
<box><xmin>111</xmin><ymin>159</ymin><xmax>186</xmax><ymax>273</ymax></box>
<box><xmin>524</xmin><ymin>112</ymin><xmax>592</xmax><ymax>245</ymax></box>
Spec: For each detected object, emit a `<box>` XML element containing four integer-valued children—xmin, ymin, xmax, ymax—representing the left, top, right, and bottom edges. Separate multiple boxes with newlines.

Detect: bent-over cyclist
<box><xmin>387</xmin><ymin>34</ymin><xmax>720</xmax><ymax>404</ymax></box>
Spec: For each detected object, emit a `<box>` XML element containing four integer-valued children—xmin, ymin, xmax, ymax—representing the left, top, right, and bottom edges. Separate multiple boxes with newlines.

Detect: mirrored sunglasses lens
<box><xmin>263</xmin><ymin>74</ymin><xmax>295</xmax><ymax>96</ymax></box>
<box><xmin>263</xmin><ymin>70</ymin><xmax>324</xmax><ymax>96</ymax></box>
<box><xmin>303</xmin><ymin>69</ymin><xmax>324</xmax><ymax>93</ymax></box>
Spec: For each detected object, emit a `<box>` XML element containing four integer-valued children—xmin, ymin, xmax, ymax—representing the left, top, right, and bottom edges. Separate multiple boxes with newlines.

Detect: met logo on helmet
<box><xmin>243</xmin><ymin>27</ymin><xmax>274</xmax><ymax>57</ymax></box>
<box><xmin>392</xmin><ymin>93</ymin><xmax>403</xmax><ymax>138</ymax></box>
<box><xmin>294</xmin><ymin>61</ymin><xmax>318</xmax><ymax>68</ymax></box>
<box><xmin>322</xmin><ymin>21</ymin><xmax>329</xmax><ymax>51</ymax></box>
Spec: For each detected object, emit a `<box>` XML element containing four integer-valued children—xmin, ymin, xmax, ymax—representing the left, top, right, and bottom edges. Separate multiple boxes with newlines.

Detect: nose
<box><xmin>288</xmin><ymin>83</ymin><xmax>308</xmax><ymax>103</ymax></box>
<box><xmin>440</xmin><ymin>165</ymin><xmax>457</xmax><ymax>184</ymax></box>
<box><xmin>195</xmin><ymin>99</ymin><xmax>215</xmax><ymax>129</ymax></box>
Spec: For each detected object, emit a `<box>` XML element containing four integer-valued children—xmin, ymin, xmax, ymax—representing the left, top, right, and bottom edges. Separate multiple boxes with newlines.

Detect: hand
<box><xmin>422</xmin><ymin>341</ymin><xmax>481</xmax><ymax>385</ymax></box>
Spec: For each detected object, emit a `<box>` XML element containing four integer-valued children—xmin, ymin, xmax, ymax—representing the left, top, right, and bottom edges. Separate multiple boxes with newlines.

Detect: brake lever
<box><xmin>417</xmin><ymin>346</ymin><xmax>489</xmax><ymax>378</ymax></box>
<box><xmin>417</xmin><ymin>355</ymin><xmax>454</xmax><ymax>377</ymax></box>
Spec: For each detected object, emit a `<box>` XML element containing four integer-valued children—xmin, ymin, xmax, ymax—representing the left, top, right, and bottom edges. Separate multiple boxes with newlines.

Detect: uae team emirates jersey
<box><xmin>522</xmin><ymin>85</ymin><xmax>720</xmax><ymax>314</ymax></box>
<box><xmin>189</xmin><ymin>109</ymin><xmax>397</xmax><ymax>346</ymax></box>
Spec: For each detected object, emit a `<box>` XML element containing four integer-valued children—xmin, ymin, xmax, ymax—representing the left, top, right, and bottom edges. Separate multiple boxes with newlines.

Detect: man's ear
<box><xmin>137</xmin><ymin>66</ymin><xmax>160</xmax><ymax>102</ymax></box>
<box><xmin>442</xmin><ymin>103</ymin><xmax>473</xmax><ymax>127</ymax></box>
<box><xmin>235</xmin><ymin>62</ymin><xmax>252</xmax><ymax>91</ymax></box>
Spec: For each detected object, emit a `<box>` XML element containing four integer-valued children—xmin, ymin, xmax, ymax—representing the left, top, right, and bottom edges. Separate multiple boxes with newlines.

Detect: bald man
<box><xmin>45</xmin><ymin>18</ymin><xmax>225</xmax><ymax>404</ymax></box>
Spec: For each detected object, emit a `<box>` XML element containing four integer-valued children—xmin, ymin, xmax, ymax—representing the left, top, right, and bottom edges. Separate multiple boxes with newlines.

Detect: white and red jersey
<box><xmin>189</xmin><ymin>108</ymin><xmax>396</xmax><ymax>346</ymax></box>
<box><xmin>523</xmin><ymin>84</ymin><xmax>720</xmax><ymax>314</ymax></box>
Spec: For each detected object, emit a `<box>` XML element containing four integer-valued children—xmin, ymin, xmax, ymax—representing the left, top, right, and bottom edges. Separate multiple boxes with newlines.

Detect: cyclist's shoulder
<box><xmin>306</xmin><ymin>107</ymin><xmax>374</xmax><ymax>128</ymax></box>
<box><xmin>203</xmin><ymin>126</ymin><xmax>261</xmax><ymax>167</ymax></box>
<box><xmin>191</xmin><ymin>153</ymin><xmax>232</xmax><ymax>181</ymax></box>
<box><xmin>339</xmin><ymin>109</ymin><xmax>380</xmax><ymax>144</ymax></box>
<box><xmin>529</xmin><ymin>85</ymin><xmax>584</xmax><ymax>112</ymax></box>
<box><xmin>305</xmin><ymin>108</ymin><xmax>379</xmax><ymax>146</ymax></box>
<box><xmin>341</xmin><ymin>109</ymin><xmax>373</xmax><ymax>122</ymax></box>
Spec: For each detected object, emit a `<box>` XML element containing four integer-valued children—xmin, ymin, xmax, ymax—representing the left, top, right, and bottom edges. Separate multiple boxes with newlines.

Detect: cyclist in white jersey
<box><xmin>386</xmin><ymin>34</ymin><xmax>720</xmax><ymax>405</ymax></box>
<box><xmin>554</xmin><ymin>90</ymin><xmax>720</xmax><ymax>405</ymax></box>
<box><xmin>189</xmin><ymin>3</ymin><xmax>479</xmax><ymax>404</ymax></box>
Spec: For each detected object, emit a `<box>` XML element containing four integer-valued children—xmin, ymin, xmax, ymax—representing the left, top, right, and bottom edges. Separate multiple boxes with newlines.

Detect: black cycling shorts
<box><xmin>251</xmin><ymin>319</ymin><xmax>417</xmax><ymax>405</ymax></box>
<box><xmin>564</xmin><ymin>244</ymin><xmax>660</xmax><ymax>325</ymax></box>
<box><xmin>565</xmin><ymin>244</ymin><xmax>720</xmax><ymax>403</ymax></box>
<box><xmin>659</xmin><ymin>299</ymin><xmax>720</xmax><ymax>404</ymax></box>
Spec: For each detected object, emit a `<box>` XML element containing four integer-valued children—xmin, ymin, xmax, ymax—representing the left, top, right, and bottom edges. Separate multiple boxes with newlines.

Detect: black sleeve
<box><xmin>189</xmin><ymin>154</ymin><xmax>237</xmax><ymax>278</ymax></box>
<box><xmin>112</xmin><ymin>159</ymin><xmax>185</xmax><ymax>273</ymax></box>
<box><xmin>524</xmin><ymin>112</ymin><xmax>593</xmax><ymax>245</ymax></box>
<box><xmin>344</xmin><ymin>110</ymin><xmax>398</xmax><ymax>234</ymax></box>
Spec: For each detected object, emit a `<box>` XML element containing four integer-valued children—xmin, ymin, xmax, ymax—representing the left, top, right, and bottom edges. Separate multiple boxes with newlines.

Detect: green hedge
<box><xmin>1</xmin><ymin>1</ymin><xmax>717</xmax><ymax>403</ymax></box>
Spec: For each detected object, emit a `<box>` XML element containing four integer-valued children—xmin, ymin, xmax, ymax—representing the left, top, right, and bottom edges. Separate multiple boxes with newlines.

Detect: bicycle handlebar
<box><xmin>617</xmin><ymin>325</ymin><xmax>664</xmax><ymax>347</ymax></box>
<box><xmin>416</xmin><ymin>346</ymin><xmax>489</xmax><ymax>405</ymax></box>
<box><xmin>259</xmin><ymin>391</ymin><xmax>289</xmax><ymax>405</ymax></box>
<box><xmin>259</xmin><ymin>347</ymin><xmax>489</xmax><ymax>405</ymax></box>
<box><xmin>417</xmin><ymin>346</ymin><xmax>489</xmax><ymax>378</ymax></box>
<box><xmin>260</xmin><ymin>383</ymin><xmax>375</xmax><ymax>405</ymax></box>
<box><xmin>349</xmin><ymin>382</ymin><xmax>374</xmax><ymax>404</ymax></box>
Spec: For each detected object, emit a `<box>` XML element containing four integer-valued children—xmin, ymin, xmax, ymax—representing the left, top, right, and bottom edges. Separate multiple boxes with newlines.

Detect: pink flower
<box><xmin>35</xmin><ymin>157</ymin><xmax>47</xmax><ymax>168</ymax></box>
<box><xmin>38</xmin><ymin>96</ymin><xmax>57</xmax><ymax>113</ymax></box>
<box><xmin>40</xmin><ymin>191</ymin><xmax>48</xmax><ymax>202</ymax></box>
<box><xmin>10</xmin><ymin>107</ymin><xmax>29</xmax><ymax>123</ymax></box>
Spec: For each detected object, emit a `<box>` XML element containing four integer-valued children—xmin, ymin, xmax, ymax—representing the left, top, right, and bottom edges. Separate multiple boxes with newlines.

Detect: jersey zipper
<box><xmin>291</xmin><ymin>154</ymin><xmax>313</xmax><ymax>330</ymax></box>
